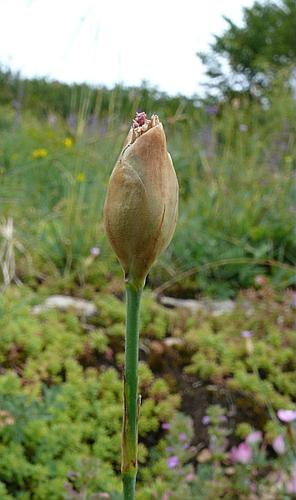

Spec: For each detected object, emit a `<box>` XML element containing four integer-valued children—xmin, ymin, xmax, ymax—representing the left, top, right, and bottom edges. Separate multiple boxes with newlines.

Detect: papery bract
<box><xmin>104</xmin><ymin>114</ymin><xmax>178</xmax><ymax>286</ymax></box>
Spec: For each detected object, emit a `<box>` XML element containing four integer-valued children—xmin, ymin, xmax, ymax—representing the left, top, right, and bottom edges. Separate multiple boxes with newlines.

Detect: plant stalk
<box><xmin>122</xmin><ymin>281</ymin><xmax>143</xmax><ymax>499</ymax></box>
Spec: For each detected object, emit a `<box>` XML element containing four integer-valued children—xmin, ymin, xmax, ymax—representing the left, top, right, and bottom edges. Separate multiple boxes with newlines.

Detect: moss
<box><xmin>0</xmin><ymin>286</ymin><xmax>181</xmax><ymax>498</ymax></box>
<box><xmin>0</xmin><ymin>283</ymin><xmax>294</xmax><ymax>497</ymax></box>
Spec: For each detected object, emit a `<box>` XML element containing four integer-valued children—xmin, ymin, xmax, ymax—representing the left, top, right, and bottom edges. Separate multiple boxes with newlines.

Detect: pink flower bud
<box><xmin>246</xmin><ymin>431</ymin><xmax>262</xmax><ymax>445</ymax></box>
<box><xmin>277</xmin><ymin>409</ymin><xmax>296</xmax><ymax>423</ymax></box>
<box><xmin>272</xmin><ymin>435</ymin><xmax>285</xmax><ymax>455</ymax></box>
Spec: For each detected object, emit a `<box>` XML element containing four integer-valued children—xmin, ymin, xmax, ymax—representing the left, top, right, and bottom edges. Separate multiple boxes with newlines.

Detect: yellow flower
<box><xmin>32</xmin><ymin>148</ymin><xmax>48</xmax><ymax>159</ymax></box>
<box><xmin>76</xmin><ymin>172</ymin><xmax>86</xmax><ymax>182</ymax></box>
<box><xmin>104</xmin><ymin>112</ymin><xmax>178</xmax><ymax>286</ymax></box>
<box><xmin>63</xmin><ymin>137</ymin><xmax>73</xmax><ymax>148</ymax></box>
<box><xmin>284</xmin><ymin>155</ymin><xmax>293</xmax><ymax>165</ymax></box>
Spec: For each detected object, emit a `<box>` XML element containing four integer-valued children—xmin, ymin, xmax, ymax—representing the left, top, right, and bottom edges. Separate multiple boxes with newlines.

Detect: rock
<box><xmin>149</xmin><ymin>340</ymin><xmax>165</xmax><ymax>355</ymax></box>
<box><xmin>163</xmin><ymin>337</ymin><xmax>183</xmax><ymax>347</ymax></box>
<box><xmin>159</xmin><ymin>296</ymin><xmax>235</xmax><ymax>316</ymax></box>
<box><xmin>32</xmin><ymin>295</ymin><xmax>97</xmax><ymax>317</ymax></box>
<box><xmin>210</xmin><ymin>299</ymin><xmax>235</xmax><ymax>316</ymax></box>
<box><xmin>197</xmin><ymin>448</ymin><xmax>212</xmax><ymax>463</ymax></box>
<box><xmin>159</xmin><ymin>296</ymin><xmax>206</xmax><ymax>314</ymax></box>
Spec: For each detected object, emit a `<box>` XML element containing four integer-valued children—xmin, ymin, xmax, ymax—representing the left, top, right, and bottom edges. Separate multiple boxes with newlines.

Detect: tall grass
<box><xmin>0</xmin><ymin>69</ymin><xmax>294</xmax><ymax>296</ymax></box>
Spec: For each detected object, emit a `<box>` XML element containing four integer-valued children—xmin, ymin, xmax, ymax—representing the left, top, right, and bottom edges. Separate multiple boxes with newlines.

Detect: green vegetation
<box><xmin>0</xmin><ymin>66</ymin><xmax>295</xmax><ymax>298</ymax></box>
<box><xmin>0</xmin><ymin>282</ymin><xmax>294</xmax><ymax>498</ymax></box>
<box><xmin>0</xmin><ymin>1</ymin><xmax>295</xmax><ymax>494</ymax></box>
<box><xmin>198</xmin><ymin>0</ymin><xmax>296</xmax><ymax>95</ymax></box>
<box><xmin>0</xmin><ymin>286</ymin><xmax>181</xmax><ymax>498</ymax></box>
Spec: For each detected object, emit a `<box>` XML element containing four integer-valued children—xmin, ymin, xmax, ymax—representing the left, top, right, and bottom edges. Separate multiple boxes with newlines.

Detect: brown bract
<box><xmin>103</xmin><ymin>114</ymin><xmax>179</xmax><ymax>286</ymax></box>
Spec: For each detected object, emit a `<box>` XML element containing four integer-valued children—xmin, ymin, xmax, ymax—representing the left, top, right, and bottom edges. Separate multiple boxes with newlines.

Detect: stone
<box><xmin>159</xmin><ymin>296</ymin><xmax>235</xmax><ymax>316</ymax></box>
<box><xmin>32</xmin><ymin>295</ymin><xmax>97</xmax><ymax>317</ymax></box>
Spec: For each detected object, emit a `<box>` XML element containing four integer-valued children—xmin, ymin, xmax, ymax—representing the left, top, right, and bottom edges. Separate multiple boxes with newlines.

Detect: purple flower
<box><xmin>277</xmin><ymin>409</ymin><xmax>296</xmax><ymax>423</ymax></box>
<box><xmin>230</xmin><ymin>442</ymin><xmax>252</xmax><ymax>464</ymax></box>
<box><xmin>292</xmin><ymin>292</ymin><xmax>296</xmax><ymax>308</ymax></box>
<box><xmin>202</xmin><ymin>416</ymin><xmax>210</xmax><ymax>425</ymax></box>
<box><xmin>246</xmin><ymin>431</ymin><xmax>262</xmax><ymax>445</ymax></box>
<box><xmin>205</xmin><ymin>105</ymin><xmax>218</xmax><ymax>115</ymax></box>
<box><xmin>179</xmin><ymin>432</ymin><xmax>187</xmax><ymax>442</ymax></box>
<box><xmin>241</xmin><ymin>330</ymin><xmax>252</xmax><ymax>338</ymax></box>
<box><xmin>239</xmin><ymin>124</ymin><xmax>248</xmax><ymax>132</ymax></box>
<box><xmin>162</xmin><ymin>422</ymin><xmax>171</xmax><ymax>430</ymax></box>
<box><xmin>167</xmin><ymin>456</ymin><xmax>179</xmax><ymax>469</ymax></box>
<box><xmin>272</xmin><ymin>435</ymin><xmax>285</xmax><ymax>455</ymax></box>
<box><xmin>90</xmin><ymin>247</ymin><xmax>100</xmax><ymax>257</ymax></box>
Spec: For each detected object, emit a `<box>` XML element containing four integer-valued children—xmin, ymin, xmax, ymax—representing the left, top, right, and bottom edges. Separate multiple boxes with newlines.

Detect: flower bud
<box><xmin>104</xmin><ymin>113</ymin><xmax>178</xmax><ymax>286</ymax></box>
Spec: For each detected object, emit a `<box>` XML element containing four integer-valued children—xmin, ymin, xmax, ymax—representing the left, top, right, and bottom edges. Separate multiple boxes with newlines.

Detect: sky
<box><xmin>0</xmin><ymin>0</ymin><xmax>256</xmax><ymax>97</ymax></box>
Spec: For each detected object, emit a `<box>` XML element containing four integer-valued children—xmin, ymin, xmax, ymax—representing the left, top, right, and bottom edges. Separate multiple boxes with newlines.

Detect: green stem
<box><xmin>122</xmin><ymin>282</ymin><xmax>143</xmax><ymax>500</ymax></box>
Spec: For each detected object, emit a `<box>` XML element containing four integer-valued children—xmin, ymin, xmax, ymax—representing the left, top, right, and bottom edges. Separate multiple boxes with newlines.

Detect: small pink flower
<box><xmin>277</xmin><ymin>409</ymin><xmax>296</xmax><ymax>423</ymax></box>
<box><xmin>162</xmin><ymin>422</ymin><xmax>171</xmax><ymax>430</ymax></box>
<box><xmin>272</xmin><ymin>435</ymin><xmax>285</xmax><ymax>455</ymax></box>
<box><xmin>230</xmin><ymin>442</ymin><xmax>252</xmax><ymax>464</ymax></box>
<box><xmin>246</xmin><ymin>431</ymin><xmax>262</xmax><ymax>445</ymax></box>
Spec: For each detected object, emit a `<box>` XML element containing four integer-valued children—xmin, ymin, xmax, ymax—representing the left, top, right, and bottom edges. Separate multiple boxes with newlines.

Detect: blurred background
<box><xmin>0</xmin><ymin>0</ymin><xmax>295</xmax><ymax>498</ymax></box>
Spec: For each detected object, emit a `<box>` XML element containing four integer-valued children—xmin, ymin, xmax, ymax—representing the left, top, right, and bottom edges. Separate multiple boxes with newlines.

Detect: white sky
<box><xmin>0</xmin><ymin>0</ymin><xmax>255</xmax><ymax>96</ymax></box>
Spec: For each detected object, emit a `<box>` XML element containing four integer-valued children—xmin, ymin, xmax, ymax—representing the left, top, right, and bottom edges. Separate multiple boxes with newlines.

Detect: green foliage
<box><xmin>0</xmin><ymin>71</ymin><xmax>295</xmax><ymax>297</ymax></box>
<box><xmin>199</xmin><ymin>0</ymin><xmax>296</xmax><ymax>95</ymax></box>
<box><xmin>184</xmin><ymin>286</ymin><xmax>296</xmax><ymax>420</ymax></box>
<box><xmin>0</xmin><ymin>67</ymin><xmax>196</xmax><ymax>123</ymax></box>
<box><xmin>0</xmin><ymin>286</ymin><xmax>182</xmax><ymax>498</ymax></box>
<box><xmin>0</xmin><ymin>281</ymin><xmax>294</xmax><ymax>497</ymax></box>
<box><xmin>0</xmin><ymin>52</ymin><xmax>295</xmax><ymax>499</ymax></box>
<box><xmin>201</xmin><ymin>403</ymin><xmax>296</xmax><ymax>499</ymax></box>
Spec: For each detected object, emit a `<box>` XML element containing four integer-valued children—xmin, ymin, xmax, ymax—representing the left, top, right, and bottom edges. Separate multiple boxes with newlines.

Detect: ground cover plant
<box><xmin>0</xmin><ymin>281</ymin><xmax>294</xmax><ymax>498</ymax></box>
<box><xmin>0</xmin><ymin>24</ymin><xmax>295</xmax><ymax>497</ymax></box>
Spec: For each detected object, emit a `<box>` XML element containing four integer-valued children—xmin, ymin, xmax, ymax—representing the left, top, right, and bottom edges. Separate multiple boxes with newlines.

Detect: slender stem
<box><xmin>122</xmin><ymin>282</ymin><xmax>143</xmax><ymax>500</ymax></box>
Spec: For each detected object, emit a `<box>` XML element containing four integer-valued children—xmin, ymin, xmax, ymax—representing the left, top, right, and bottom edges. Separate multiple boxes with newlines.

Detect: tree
<box><xmin>198</xmin><ymin>0</ymin><xmax>296</xmax><ymax>96</ymax></box>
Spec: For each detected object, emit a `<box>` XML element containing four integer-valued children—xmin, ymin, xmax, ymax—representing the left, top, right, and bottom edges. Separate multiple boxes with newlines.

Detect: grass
<box><xmin>0</xmin><ymin>70</ymin><xmax>295</xmax><ymax>297</ymax></box>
